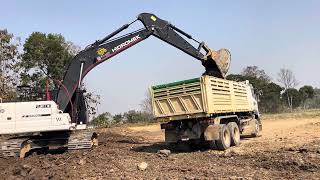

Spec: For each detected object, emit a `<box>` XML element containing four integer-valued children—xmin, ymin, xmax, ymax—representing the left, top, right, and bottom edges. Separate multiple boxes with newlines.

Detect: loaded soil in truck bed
<box><xmin>0</xmin><ymin>112</ymin><xmax>320</xmax><ymax>179</ymax></box>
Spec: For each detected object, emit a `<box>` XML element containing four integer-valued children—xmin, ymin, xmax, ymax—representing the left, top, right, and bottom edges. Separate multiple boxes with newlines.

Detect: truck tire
<box><xmin>251</xmin><ymin>119</ymin><xmax>261</xmax><ymax>137</ymax></box>
<box><xmin>227</xmin><ymin>122</ymin><xmax>240</xmax><ymax>146</ymax></box>
<box><xmin>216</xmin><ymin>125</ymin><xmax>231</xmax><ymax>150</ymax></box>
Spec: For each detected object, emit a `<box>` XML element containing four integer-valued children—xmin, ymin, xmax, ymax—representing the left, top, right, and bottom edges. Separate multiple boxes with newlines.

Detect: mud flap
<box><xmin>204</xmin><ymin>124</ymin><xmax>221</xmax><ymax>141</ymax></box>
<box><xmin>241</xmin><ymin>118</ymin><xmax>256</xmax><ymax>136</ymax></box>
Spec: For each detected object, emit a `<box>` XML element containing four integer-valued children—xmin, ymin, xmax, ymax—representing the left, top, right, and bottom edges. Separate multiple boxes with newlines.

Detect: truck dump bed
<box><xmin>151</xmin><ymin>75</ymin><xmax>255</xmax><ymax>121</ymax></box>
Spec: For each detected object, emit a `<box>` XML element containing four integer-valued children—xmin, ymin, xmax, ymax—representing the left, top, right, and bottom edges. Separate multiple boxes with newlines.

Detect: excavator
<box><xmin>0</xmin><ymin>13</ymin><xmax>231</xmax><ymax>158</ymax></box>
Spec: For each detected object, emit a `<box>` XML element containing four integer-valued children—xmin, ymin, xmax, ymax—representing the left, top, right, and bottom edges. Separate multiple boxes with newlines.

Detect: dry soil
<box><xmin>1</xmin><ymin>113</ymin><xmax>320</xmax><ymax>180</ymax></box>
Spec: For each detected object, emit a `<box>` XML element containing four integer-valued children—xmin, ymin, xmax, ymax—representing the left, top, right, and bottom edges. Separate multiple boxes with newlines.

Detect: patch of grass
<box><xmin>263</xmin><ymin>109</ymin><xmax>320</xmax><ymax>120</ymax></box>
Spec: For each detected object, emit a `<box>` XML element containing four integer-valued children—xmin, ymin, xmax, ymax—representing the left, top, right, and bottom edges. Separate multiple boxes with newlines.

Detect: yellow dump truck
<box><xmin>151</xmin><ymin>75</ymin><xmax>262</xmax><ymax>150</ymax></box>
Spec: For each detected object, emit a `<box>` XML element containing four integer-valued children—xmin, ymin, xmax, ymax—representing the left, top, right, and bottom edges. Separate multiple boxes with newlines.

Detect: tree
<box><xmin>82</xmin><ymin>84</ymin><xmax>101</xmax><ymax>119</ymax></box>
<box><xmin>282</xmin><ymin>88</ymin><xmax>302</xmax><ymax>109</ymax></box>
<box><xmin>140</xmin><ymin>91</ymin><xmax>154</xmax><ymax>118</ymax></box>
<box><xmin>227</xmin><ymin>66</ymin><xmax>283</xmax><ymax>113</ymax></box>
<box><xmin>18</xmin><ymin>32</ymin><xmax>100</xmax><ymax>115</ymax></box>
<box><xmin>299</xmin><ymin>85</ymin><xmax>314</xmax><ymax>109</ymax></box>
<box><xmin>308</xmin><ymin>88</ymin><xmax>320</xmax><ymax>109</ymax></box>
<box><xmin>124</xmin><ymin>110</ymin><xmax>153</xmax><ymax>123</ymax></box>
<box><xmin>277</xmin><ymin>68</ymin><xmax>299</xmax><ymax>112</ymax></box>
<box><xmin>241</xmin><ymin>66</ymin><xmax>271</xmax><ymax>82</ymax></box>
<box><xmin>226</xmin><ymin>74</ymin><xmax>247</xmax><ymax>82</ymax></box>
<box><xmin>242</xmin><ymin>66</ymin><xmax>272</xmax><ymax>102</ymax></box>
<box><xmin>0</xmin><ymin>29</ymin><xmax>20</xmax><ymax>101</ymax></box>
<box><xmin>90</xmin><ymin>112</ymin><xmax>113</xmax><ymax>127</ymax></box>
<box><xmin>259</xmin><ymin>82</ymin><xmax>283</xmax><ymax>113</ymax></box>
<box><xmin>113</xmin><ymin>113</ymin><xmax>124</xmax><ymax>124</ymax></box>
<box><xmin>18</xmin><ymin>32</ymin><xmax>78</xmax><ymax>88</ymax></box>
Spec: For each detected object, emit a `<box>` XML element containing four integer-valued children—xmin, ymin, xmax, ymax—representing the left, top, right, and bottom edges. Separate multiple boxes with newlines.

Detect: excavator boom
<box><xmin>55</xmin><ymin>13</ymin><xmax>231</xmax><ymax>123</ymax></box>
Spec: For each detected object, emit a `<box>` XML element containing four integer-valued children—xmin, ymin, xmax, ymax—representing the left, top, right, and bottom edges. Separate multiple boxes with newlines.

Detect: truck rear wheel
<box><xmin>227</xmin><ymin>122</ymin><xmax>240</xmax><ymax>146</ymax></box>
<box><xmin>216</xmin><ymin>125</ymin><xmax>231</xmax><ymax>150</ymax></box>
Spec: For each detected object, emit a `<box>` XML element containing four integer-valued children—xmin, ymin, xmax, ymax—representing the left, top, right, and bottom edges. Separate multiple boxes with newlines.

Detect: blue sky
<box><xmin>1</xmin><ymin>0</ymin><xmax>319</xmax><ymax>114</ymax></box>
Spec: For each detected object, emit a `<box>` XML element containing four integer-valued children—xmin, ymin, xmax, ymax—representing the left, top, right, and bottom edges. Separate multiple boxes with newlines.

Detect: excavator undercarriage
<box><xmin>0</xmin><ymin>130</ymin><xmax>98</xmax><ymax>158</ymax></box>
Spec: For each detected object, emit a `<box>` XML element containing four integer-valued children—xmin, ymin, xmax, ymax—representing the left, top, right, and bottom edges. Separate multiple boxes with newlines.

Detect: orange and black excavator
<box><xmin>55</xmin><ymin>13</ymin><xmax>231</xmax><ymax>125</ymax></box>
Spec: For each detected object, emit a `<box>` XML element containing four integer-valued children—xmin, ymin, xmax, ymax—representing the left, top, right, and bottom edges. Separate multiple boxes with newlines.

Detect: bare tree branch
<box><xmin>277</xmin><ymin>68</ymin><xmax>299</xmax><ymax>112</ymax></box>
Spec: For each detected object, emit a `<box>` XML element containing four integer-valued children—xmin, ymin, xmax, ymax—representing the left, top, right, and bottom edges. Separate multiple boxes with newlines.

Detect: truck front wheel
<box><xmin>216</xmin><ymin>125</ymin><xmax>231</xmax><ymax>150</ymax></box>
<box><xmin>227</xmin><ymin>122</ymin><xmax>240</xmax><ymax>146</ymax></box>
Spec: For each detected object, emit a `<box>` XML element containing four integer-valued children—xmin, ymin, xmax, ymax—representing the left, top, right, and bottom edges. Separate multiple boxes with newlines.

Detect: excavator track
<box><xmin>67</xmin><ymin>130</ymin><xmax>98</xmax><ymax>150</ymax></box>
<box><xmin>0</xmin><ymin>129</ymin><xmax>98</xmax><ymax>158</ymax></box>
<box><xmin>0</xmin><ymin>138</ymin><xmax>30</xmax><ymax>158</ymax></box>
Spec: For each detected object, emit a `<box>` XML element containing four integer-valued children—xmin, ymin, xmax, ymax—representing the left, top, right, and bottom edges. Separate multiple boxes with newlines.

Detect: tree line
<box><xmin>90</xmin><ymin>92</ymin><xmax>154</xmax><ymax>127</ymax></box>
<box><xmin>1</xmin><ymin>29</ymin><xmax>319</xmax><ymax>127</ymax></box>
<box><xmin>227</xmin><ymin>66</ymin><xmax>319</xmax><ymax>113</ymax></box>
<box><xmin>92</xmin><ymin>66</ymin><xmax>320</xmax><ymax>127</ymax></box>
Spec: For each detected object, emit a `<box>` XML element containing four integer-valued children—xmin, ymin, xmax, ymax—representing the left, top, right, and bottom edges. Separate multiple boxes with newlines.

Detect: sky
<box><xmin>1</xmin><ymin>0</ymin><xmax>319</xmax><ymax>114</ymax></box>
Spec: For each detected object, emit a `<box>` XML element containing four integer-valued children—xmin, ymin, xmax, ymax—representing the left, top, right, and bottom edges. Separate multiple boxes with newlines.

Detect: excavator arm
<box><xmin>55</xmin><ymin>13</ymin><xmax>231</xmax><ymax>122</ymax></box>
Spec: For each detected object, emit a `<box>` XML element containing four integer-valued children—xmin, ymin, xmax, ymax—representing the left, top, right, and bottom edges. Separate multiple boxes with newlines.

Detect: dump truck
<box><xmin>151</xmin><ymin>75</ymin><xmax>262</xmax><ymax>150</ymax></box>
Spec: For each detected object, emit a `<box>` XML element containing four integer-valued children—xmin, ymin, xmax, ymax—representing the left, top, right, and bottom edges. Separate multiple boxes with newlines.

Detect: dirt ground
<box><xmin>0</xmin><ymin>112</ymin><xmax>320</xmax><ymax>180</ymax></box>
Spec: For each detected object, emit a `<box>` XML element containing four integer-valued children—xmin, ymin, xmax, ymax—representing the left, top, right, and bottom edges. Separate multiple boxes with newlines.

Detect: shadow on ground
<box><xmin>131</xmin><ymin>141</ymin><xmax>213</xmax><ymax>154</ymax></box>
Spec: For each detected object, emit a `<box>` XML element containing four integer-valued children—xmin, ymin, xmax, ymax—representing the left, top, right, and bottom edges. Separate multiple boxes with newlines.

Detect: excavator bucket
<box><xmin>202</xmin><ymin>48</ymin><xmax>231</xmax><ymax>78</ymax></box>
